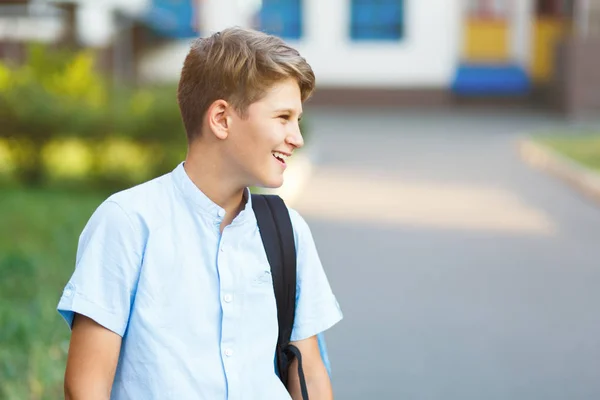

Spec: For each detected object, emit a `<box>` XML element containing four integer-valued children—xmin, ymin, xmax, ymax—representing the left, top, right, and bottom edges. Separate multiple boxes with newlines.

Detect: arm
<box><xmin>285</xmin><ymin>209</ymin><xmax>343</xmax><ymax>399</ymax></box>
<box><xmin>64</xmin><ymin>314</ymin><xmax>122</xmax><ymax>400</ymax></box>
<box><xmin>58</xmin><ymin>201</ymin><xmax>143</xmax><ymax>398</ymax></box>
<box><xmin>287</xmin><ymin>335</ymin><xmax>333</xmax><ymax>400</ymax></box>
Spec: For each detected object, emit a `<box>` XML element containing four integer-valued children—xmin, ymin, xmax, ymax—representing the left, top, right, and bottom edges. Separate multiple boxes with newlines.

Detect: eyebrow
<box><xmin>274</xmin><ymin>108</ymin><xmax>303</xmax><ymax>119</ymax></box>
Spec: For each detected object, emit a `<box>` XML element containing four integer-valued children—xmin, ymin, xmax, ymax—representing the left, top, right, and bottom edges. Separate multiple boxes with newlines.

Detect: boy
<box><xmin>57</xmin><ymin>27</ymin><xmax>343</xmax><ymax>399</ymax></box>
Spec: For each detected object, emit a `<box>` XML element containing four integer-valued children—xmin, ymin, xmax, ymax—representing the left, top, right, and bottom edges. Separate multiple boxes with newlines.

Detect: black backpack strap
<box><xmin>285</xmin><ymin>343</ymin><xmax>310</xmax><ymax>400</ymax></box>
<box><xmin>252</xmin><ymin>194</ymin><xmax>309</xmax><ymax>399</ymax></box>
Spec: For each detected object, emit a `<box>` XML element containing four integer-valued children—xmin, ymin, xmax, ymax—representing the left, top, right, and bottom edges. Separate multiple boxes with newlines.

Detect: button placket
<box><xmin>218</xmin><ymin>227</ymin><xmax>237</xmax><ymax>385</ymax></box>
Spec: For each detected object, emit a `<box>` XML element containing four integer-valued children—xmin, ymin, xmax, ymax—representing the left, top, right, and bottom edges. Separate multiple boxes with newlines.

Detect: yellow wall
<box><xmin>530</xmin><ymin>18</ymin><xmax>571</xmax><ymax>82</ymax></box>
<box><xmin>463</xmin><ymin>16</ymin><xmax>571</xmax><ymax>83</ymax></box>
<box><xmin>463</xmin><ymin>19</ymin><xmax>510</xmax><ymax>62</ymax></box>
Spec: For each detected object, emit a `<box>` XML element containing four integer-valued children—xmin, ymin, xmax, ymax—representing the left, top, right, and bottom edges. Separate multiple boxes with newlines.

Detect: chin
<box><xmin>257</xmin><ymin>175</ymin><xmax>284</xmax><ymax>189</ymax></box>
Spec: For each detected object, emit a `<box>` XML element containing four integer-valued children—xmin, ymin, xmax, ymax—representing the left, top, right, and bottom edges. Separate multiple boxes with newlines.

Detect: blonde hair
<box><xmin>177</xmin><ymin>27</ymin><xmax>316</xmax><ymax>142</ymax></box>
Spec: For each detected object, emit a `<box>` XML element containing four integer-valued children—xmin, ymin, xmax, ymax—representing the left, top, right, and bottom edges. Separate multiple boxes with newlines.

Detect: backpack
<box><xmin>251</xmin><ymin>194</ymin><xmax>331</xmax><ymax>400</ymax></box>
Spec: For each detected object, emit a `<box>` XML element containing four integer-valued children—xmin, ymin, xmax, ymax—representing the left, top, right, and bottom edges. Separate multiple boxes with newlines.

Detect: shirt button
<box><xmin>218</xmin><ymin>209</ymin><xmax>225</xmax><ymax>218</ymax></box>
<box><xmin>224</xmin><ymin>348</ymin><xmax>234</xmax><ymax>357</ymax></box>
<box><xmin>223</xmin><ymin>294</ymin><xmax>233</xmax><ymax>303</ymax></box>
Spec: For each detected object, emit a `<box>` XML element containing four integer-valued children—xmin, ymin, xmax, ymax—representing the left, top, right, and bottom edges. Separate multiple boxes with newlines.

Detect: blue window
<box><xmin>350</xmin><ymin>0</ymin><xmax>404</xmax><ymax>41</ymax></box>
<box><xmin>144</xmin><ymin>0</ymin><xmax>197</xmax><ymax>39</ymax></box>
<box><xmin>257</xmin><ymin>0</ymin><xmax>302</xmax><ymax>40</ymax></box>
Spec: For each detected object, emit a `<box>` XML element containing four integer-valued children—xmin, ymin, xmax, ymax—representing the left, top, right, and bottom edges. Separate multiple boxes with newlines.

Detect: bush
<box><xmin>0</xmin><ymin>44</ymin><xmax>186</xmax><ymax>189</ymax></box>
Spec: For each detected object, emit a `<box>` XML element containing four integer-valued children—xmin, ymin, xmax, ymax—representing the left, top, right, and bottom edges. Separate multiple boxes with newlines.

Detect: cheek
<box><xmin>232</xmin><ymin>129</ymin><xmax>269</xmax><ymax>166</ymax></box>
<box><xmin>230</xmin><ymin>119</ymin><xmax>281</xmax><ymax>167</ymax></box>
<box><xmin>250</xmin><ymin>126</ymin><xmax>280</xmax><ymax>153</ymax></box>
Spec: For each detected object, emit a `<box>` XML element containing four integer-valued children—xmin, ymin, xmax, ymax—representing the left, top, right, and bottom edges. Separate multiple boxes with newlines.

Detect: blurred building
<box><xmin>141</xmin><ymin>0</ymin><xmax>599</xmax><ymax>117</ymax></box>
<box><xmin>1</xmin><ymin>0</ymin><xmax>599</xmax><ymax>116</ymax></box>
<box><xmin>0</xmin><ymin>0</ymin><xmax>73</xmax><ymax>62</ymax></box>
<box><xmin>0</xmin><ymin>0</ymin><xmax>200</xmax><ymax>82</ymax></box>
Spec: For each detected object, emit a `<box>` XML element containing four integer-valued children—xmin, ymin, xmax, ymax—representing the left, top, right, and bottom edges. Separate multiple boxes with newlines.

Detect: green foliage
<box><xmin>0</xmin><ymin>188</ymin><xmax>106</xmax><ymax>399</ymax></box>
<box><xmin>113</xmin><ymin>84</ymin><xmax>184</xmax><ymax>144</ymax></box>
<box><xmin>0</xmin><ymin>44</ymin><xmax>108</xmax><ymax>141</ymax></box>
<box><xmin>0</xmin><ymin>44</ymin><xmax>186</xmax><ymax>188</ymax></box>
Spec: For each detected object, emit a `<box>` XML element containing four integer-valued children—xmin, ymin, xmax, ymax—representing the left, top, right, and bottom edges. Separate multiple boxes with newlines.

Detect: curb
<box><xmin>518</xmin><ymin>138</ymin><xmax>600</xmax><ymax>205</ymax></box>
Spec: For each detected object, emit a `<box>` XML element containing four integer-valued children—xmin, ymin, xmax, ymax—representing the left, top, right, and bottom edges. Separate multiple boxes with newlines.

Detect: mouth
<box><xmin>272</xmin><ymin>151</ymin><xmax>290</xmax><ymax>167</ymax></box>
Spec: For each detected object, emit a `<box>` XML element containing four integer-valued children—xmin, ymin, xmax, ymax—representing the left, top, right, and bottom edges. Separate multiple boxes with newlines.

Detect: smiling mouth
<box><xmin>272</xmin><ymin>151</ymin><xmax>289</xmax><ymax>165</ymax></box>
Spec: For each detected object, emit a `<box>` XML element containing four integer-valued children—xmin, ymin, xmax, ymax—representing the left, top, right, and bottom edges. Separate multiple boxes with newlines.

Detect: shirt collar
<box><xmin>171</xmin><ymin>162</ymin><xmax>254</xmax><ymax>225</ymax></box>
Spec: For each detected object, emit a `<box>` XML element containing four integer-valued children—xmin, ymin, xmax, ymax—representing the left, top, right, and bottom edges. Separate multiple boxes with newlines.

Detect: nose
<box><xmin>286</xmin><ymin>122</ymin><xmax>304</xmax><ymax>149</ymax></box>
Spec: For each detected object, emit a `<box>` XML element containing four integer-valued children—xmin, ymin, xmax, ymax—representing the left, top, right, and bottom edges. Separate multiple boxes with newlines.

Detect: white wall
<box><xmin>142</xmin><ymin>0</ymin><xmax>463</xmax><ymax>88</ymax></box>
<box><xmin>510</xmin><ymin>0</ymin><xmax>534</xmax><ymax>68</ymax></box>
<box><xmin>199</xmin><ymin>0</ymin><xmax>249</xmax><ymax>34</ymax></box>
<box><xmin>292</xmin><ymin>0</ymin><xmax>462</xmax><ymax>88</ymax></box>
<box><xmin>0</xmin><ymin>14</ymin><xmax>63</xmax><ymax>42</ymax></box>
<box><xmin>73</xmin><ymin>0</ymin><xmax>149</xmax><ymax>46</ymax></box>
<box><xmin>139</xmin><ymin>39</ymin><xmax>194</xmax><ymax>82</ymax></box>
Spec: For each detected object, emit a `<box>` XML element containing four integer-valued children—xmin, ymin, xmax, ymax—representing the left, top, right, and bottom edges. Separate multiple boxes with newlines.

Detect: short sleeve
<box><xmin>57</xmin><ymin>200</ymin><xmax>143</xmax><ymax>337</ymax></box>
<box><xmin>288</xmin><ymin>209</ymin><xmax>343</xmax><ymax>342</ymax></box>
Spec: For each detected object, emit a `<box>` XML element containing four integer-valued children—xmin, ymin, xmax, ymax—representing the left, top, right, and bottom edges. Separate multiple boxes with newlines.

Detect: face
<box><xmin>223</xmin><ymin>78</ymin><xmax>304</xmax><ymax>189</ymax></box>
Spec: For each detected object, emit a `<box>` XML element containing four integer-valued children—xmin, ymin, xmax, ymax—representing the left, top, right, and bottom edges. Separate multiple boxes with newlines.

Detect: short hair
<box><xmin>177</xmin><ymin>27</ymin><xmax>316</xmax><ymax>142</ymax></box>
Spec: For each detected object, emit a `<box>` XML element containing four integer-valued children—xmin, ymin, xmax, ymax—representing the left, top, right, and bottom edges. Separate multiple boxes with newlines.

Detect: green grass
<box><xmin>0</xmin><ymin>187</ymin><xmax>106</xmax><ymax>399</ymax></box>
<box><xmin>536</xmin><ymin>134</ymin><xmax>600</xmax><ymax>173</ymax></box>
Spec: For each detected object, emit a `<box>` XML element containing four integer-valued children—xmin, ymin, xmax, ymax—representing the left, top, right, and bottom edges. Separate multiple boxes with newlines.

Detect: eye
<box><xmin>278</xmin><ymin>115</ymin><xmax>290</xmax><ymax>121</ymax></box>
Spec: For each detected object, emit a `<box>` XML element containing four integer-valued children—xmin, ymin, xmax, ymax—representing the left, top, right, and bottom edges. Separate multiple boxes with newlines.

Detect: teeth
<box><xmin>273</xmin><ymin>152</ymin><xmax>289</xmax><ymax>160</ymax></box>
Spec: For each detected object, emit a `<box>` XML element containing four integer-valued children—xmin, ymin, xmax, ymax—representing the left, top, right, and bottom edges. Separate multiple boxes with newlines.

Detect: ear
<box><xmin>206</xmin><ymin>99</ymin><xmax>231</xmax><ymax>140</ymax></box>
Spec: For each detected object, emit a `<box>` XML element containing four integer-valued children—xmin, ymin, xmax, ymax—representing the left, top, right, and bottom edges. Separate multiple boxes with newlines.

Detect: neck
<box><xmin>183</xmin><ymin>141</ymin><xmax>247</xmax><ymax>226</ymax></box>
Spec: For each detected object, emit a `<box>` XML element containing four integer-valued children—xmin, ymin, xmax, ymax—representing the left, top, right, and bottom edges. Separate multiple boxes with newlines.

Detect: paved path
<box><xmin>293</xmin><ymin>107</ymin><xmax>600</xmax><ymax>400</ymax></box>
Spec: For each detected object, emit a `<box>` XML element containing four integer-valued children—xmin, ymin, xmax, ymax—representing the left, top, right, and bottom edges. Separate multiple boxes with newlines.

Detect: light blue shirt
<box><xmin>57</xmin><ymin>162</ymin><xmax>343</xmax><ymax>399</ymax></box>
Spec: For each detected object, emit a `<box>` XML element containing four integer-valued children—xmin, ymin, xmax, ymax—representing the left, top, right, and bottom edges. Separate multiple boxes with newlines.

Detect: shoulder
<box><xmin>107</xmin><ymin>173</ymin><xmax>172</xmax><ymax>214</ymax></box>
<box><xmin>79</xmin><ymin>172</ymin><xmax>175</xmax><ymax>248</ymax></box>
<box><xmin>286</xmin><ymin>206</ymin><xmax>323</xmax><ymax>258</ymax></box>
<box><xmin>97</xmin><ymin>172</ymin><xmax>174</xmax><ymax>229</ymax></box>
<box><xmin>287</xmin><ymin>207</ymin><xmax>307</xmax><ymax>230</ymax></box>
<box><xmin>287</xmin><ymin>207</ymin><xmax>314</xmax><ymax>245</ymax></box>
